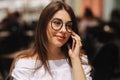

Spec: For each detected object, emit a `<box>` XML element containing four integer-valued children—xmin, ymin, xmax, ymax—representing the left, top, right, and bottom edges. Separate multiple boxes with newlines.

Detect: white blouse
<box><xmin>11</xmin><ymin>55</ymin><xmax>92</xmax><ymax>80</ymax></box>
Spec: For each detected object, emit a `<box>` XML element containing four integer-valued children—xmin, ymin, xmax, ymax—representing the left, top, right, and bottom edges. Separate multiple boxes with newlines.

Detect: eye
<box><xmin>52</xmin><ymin>20</ymin><xmax>62</xmax><ymax>26</ymax></box>
<box><xmin>66</xmin><ymin>22</ymin><xmax>73</xmax><ymax>29</ymax></box>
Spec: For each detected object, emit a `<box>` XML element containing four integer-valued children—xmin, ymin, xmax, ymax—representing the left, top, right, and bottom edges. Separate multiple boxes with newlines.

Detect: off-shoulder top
<box><xmin>11</xmin><ymin>55</ymin><xmax>92</xmax><ymax>80</ymax></box>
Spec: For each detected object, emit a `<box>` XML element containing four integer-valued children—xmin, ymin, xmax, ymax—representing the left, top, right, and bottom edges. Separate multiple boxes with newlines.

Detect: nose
<box><xmin>60</xmin><ymin>24</ymin><xmax>67</xmax><ymax>32</ymax></box>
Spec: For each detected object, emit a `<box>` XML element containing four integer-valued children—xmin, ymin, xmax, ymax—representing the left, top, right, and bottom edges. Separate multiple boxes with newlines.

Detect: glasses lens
<box><xmin>51</xmin><ymin>19</ymin><xmax>62</xmax><ymax>30</ymax></box>
<box><xmin>66</xmin><ymin>22</ymin><xmax>73</xmax><ymax>32</ymax></box>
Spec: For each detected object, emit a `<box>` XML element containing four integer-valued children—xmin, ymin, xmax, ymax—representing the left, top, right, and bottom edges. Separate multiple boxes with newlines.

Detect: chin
<box><xmin>54</xmin><ymin>42</ymin><xmax>65</xmax><ymax>47</ymax></box>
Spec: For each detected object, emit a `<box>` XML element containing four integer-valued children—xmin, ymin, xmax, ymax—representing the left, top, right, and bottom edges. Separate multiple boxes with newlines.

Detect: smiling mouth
<box><xmin>56</xmin><ymin>35</ymin><xmax>65</xmax><ymax>41</ymax></box>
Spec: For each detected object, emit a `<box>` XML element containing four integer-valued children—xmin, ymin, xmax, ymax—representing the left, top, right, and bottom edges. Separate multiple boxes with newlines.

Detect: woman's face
<box><xmin>47</xmin><ymin>9</ymin><xmax>72</xmax><ymax>47</ymax></box>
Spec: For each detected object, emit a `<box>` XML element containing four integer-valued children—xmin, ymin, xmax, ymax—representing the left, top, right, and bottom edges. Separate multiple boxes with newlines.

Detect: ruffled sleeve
<box><xmin>11</xmin><ymin>59</ymin><xmax>35</xmax><ymax>80</ymax></box>
<box><xmin>81</xmin><ymin>55</ymin><xmax>92</xmax><ymax>80</ymax></box>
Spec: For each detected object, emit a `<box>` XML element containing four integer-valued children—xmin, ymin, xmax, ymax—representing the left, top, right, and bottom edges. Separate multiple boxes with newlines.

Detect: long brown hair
<box><xmin>33</xmin><ymin>0</ymin><xmax>78</xmax><ymax>74</ymax></box>
<box><xmin>9</xmin><ymin>1</ymin><xmax>79</xmax><ymax>78</ymax></box>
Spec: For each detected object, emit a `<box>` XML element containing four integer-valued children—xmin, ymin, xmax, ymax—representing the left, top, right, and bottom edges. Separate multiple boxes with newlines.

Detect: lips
<box><xmin>55</xmin><ymin>35</ymin><xmax>65</xmax><ymax>41</ymax></box>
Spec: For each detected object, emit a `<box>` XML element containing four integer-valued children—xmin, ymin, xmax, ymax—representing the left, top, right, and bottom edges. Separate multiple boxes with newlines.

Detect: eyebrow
<box><xmin>52</xmin><ymin>18</ymin><xmax>72</xmax><ymax>23</ymax></box>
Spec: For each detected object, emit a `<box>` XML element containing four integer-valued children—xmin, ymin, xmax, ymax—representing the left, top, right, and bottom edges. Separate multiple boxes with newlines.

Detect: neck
<box><xmin>47</xmin><ymin>46</ymin><xmax>65</xmax><ymax>60</ymax></box>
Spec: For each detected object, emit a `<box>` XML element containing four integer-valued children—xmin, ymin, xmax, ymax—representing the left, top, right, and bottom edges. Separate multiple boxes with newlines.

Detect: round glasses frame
<box><xmin>50</xmin><ymin>19</ymin><xmax>73</xmax><ymax>33</ymax></box>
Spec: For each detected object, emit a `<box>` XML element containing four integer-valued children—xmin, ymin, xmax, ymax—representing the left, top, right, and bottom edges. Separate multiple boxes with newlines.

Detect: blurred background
<box><xmin>0</xmin><ymin>0</ymin><xmax>120</xmax><ymax>80</ymax></box>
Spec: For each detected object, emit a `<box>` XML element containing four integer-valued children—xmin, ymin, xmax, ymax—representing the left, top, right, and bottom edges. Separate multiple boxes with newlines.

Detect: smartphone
<box><xmin>67</xmin><ymin>36</ymin><xmax>75</xmax><ymax>49</ymax></box>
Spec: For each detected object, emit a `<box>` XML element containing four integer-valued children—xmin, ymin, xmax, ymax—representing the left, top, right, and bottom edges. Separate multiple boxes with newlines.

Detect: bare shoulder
<box><xmin>15</xmin><ymin>48</ymin><xmax>35</xmax><ymax>60</ymax></box>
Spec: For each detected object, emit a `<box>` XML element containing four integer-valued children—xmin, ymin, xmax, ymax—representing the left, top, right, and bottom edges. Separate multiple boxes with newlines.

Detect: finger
<box><xmin>71</xmin><ymin>34</ymin><xmax>82</xmax><ymax>48</ymax></box>
<box><xmin>72</xmin><ymin>39</ymin><xmax>76</xmax><ymax>50</ymax></box>
<box><xmin>71</xmin><ymin>34</ymin><xmax>81</xmax><ymax>44</ymax></box>
<box><xmin>67</xmin><ymin>43</ymin><xmax>71</xmax><ymax>49</ymax></box>
<box><xmin>67</xmin><ymin>44</ymin><xmax>72</xmax><ymax>56</ymax></box>
<box><xmin>72</xmin><ymin>32</ymin><xmax>82</xmax><ymax>41</ymax></box>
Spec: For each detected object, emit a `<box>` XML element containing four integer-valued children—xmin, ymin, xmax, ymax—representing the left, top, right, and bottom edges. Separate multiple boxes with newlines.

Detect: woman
<box><xmin>9</xmin><ymin>1</ymin><xmax>92</xmax><ymax>80</ymax></box>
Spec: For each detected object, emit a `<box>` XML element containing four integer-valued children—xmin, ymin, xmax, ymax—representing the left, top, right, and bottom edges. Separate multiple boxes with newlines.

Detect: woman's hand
<box><xmin>68</xmin><ymin>32</ymin><xmax>87</xmax><ymax>80</ymax></box>
<box><xmin>68</xmin><ymin>31</ymin><xmax>82</xmax><ymax>60</ymax></box>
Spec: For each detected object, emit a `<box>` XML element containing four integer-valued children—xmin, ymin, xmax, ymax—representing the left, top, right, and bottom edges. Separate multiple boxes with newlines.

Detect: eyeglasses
<box><xmin>50</xmin><ymin>18</ymin><xmax>73</xmax><ymax>33</ymax></box>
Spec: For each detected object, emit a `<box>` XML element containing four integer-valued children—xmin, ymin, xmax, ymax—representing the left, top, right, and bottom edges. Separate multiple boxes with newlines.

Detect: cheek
<box><xmin>47</xmin><ymin>26</ymin><xmax>51</xmax><ymax>39</ymax></box>
<box><xmin>66</xmin><ymin>33</ymin><xmax>71</xmax><ymax>41</ymax></box>
<box><xmin>46</xmin><ymin>24</ymin><xmax>56</xmax><ymax>39</ymax></box>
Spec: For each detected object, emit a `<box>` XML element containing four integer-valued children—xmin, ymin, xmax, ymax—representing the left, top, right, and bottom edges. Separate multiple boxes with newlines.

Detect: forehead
<box><xmin>52</xmin><ymin>9</ymin><xmax>71</xmax><ymax>21</ymax></box>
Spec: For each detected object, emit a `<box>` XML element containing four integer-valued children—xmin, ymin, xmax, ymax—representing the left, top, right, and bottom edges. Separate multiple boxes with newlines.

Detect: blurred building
<box><xmin>0</xmin><ymin>0</ymin><xmax>119</xmax><ymax>23</ymax></box>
